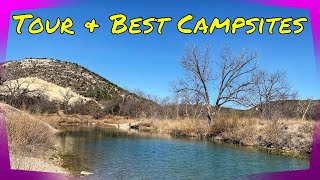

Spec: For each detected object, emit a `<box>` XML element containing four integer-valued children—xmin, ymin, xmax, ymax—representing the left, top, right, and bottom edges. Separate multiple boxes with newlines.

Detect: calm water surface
<box><xmin>57</xmin><ymin>126</ymin><xmax>309</xmax><ymax>180</ymax></box>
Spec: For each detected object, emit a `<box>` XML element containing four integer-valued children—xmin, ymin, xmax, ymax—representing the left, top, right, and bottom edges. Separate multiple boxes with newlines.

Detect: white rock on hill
<box><xmin>0</xmin><ymin>77</ymin><xmax>95</xmax><ymax>105</ymax></box>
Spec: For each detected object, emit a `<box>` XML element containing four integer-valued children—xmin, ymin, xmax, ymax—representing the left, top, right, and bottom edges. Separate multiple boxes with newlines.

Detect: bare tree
<box><xmin>298</xmin><ymin>97</ymin><xmax>317</xmax><ymax>120</ymax></box>
<box><xmin>180</xmin><ymin>89</ymin><xmax>191</xmax><ymax>118</ymax></box>
<box><xmin>160</xmin><ymin>96</ymin><xmax>171</xmax><ymax>119</ymax></box>
<box><xmin>173</xmin><ymin>92</ymin><xmax>180</xmax><ymax>119</ymax></box>
<box><xmin>0</xmin><ymin>76</ymin><xmax>44</xmax><ymax>107</ymax></box>
<box><xmin>189</xmin><ymin>90</ymin><xmax>205</xmax><ymax>119</ymax></box>
<box><xmin>214</xmin><ymin>45</ymin><xmax>257</xmax><ymax>112</ymax></box>
<box><xmin>172</xmin><ymin>44</ymin><xmax>213</xmax><ymax>125</ymax></box>
<box><xmin>59</xmin><ymin>87</ymin><xmax>75</xmax><ymax>113</ymax></box>
<box><xmin>101</xmin><ymin>100</ymin><xmax>120</xmax><ymax>115</ymax></box>
<box><xmin>249</xmin><ymin>69</ymin><xmax>297</xmax><ymax>119</ymax></box>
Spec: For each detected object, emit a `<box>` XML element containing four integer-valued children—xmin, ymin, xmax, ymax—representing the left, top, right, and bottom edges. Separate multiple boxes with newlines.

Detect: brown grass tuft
<box><xmin>140</xmin><ymin>118</ymin><xmax>207</xmax><ymax>137</ymax></box>
<box><xmin>2</xmin><ymin>103</ymin><xmax>56</xmax><ymax>156</ymax></box>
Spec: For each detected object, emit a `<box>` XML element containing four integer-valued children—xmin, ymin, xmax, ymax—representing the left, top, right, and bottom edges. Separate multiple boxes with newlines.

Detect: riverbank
<box><xmin>38</xmin><ymin>113</ymin><xmax>314</xmax><ymax>158</ymax></box>
<box><xmin>139</xmin><ymin>117</ymin><xmax>314</xmax><ymax>158</ymax></box>
<box><xmin>33</xmin><ymin>112</ymin><xmax>315</xmax><ymax>158</ymax></box>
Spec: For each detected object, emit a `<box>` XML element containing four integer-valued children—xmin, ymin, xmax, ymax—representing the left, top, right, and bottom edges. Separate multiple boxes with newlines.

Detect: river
<box><xmin>57</xmin><ymin>126</ymin><xmax>309</xmax><ymax>179</ymax></box>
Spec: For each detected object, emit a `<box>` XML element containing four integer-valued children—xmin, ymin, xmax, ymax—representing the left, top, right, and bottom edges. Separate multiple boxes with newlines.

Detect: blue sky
<box><xmin>6</xmin><ymin>0</ymin><xmax>319</xmax><ymax>101</ymax></box>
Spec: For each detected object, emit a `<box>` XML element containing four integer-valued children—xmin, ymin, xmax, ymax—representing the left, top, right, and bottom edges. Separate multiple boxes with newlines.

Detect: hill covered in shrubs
<box><xmin>3</xmin><ymin>58</ymin><xmax>138</xmax><ymax>101</ymax></box>
<box><xmin>0</xmin><ymin>58</ymin><xmax>156</xmax><ymax>119</ymax></box>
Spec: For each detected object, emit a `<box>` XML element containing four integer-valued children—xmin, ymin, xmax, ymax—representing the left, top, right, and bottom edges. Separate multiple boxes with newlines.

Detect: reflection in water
<box><xmin>57</xmin><ymin>126</ymin><xmax>309</xmax><ymax>179</ymax></box>
<box><xmin>57</xmin><ymin>126</ymin><xmax>174</xmax><ymax>174</ymax></box>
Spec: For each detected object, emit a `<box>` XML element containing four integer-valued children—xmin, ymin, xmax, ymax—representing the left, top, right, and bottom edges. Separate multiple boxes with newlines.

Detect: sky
<box><xmin>5</xmin><ymin>0</ymin><xmax>320</xmax><ymax>102</ymax></box>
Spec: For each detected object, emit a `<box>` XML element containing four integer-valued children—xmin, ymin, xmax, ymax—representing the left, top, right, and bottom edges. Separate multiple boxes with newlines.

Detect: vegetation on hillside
<box><xmin>2</xmin><ymin>58</ymin><xmax>136</xmax><ymax>101</ymax></box>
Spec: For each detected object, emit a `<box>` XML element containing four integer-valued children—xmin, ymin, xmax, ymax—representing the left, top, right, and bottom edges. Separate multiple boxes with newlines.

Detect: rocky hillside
<box><xmin>2</xmin><ymin>58</ymin><xmax>138</xmax><ymax>101</ymax></box>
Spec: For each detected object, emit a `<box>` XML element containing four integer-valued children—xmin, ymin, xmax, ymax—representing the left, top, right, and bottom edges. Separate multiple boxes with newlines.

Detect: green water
<box><xmin>57</xmin><ymin>126</ymin><xmax>309</xmax><ymax>180</ymax></box>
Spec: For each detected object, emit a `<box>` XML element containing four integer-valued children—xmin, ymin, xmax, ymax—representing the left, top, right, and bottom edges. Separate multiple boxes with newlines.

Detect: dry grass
<box><xmin>102</xmin><ymin>115</ymin><xmax>136</xmax><ymax>124</ymax></box>
<box><xmin>140</xmin><ymin>118</ymin><xmax>208</xmax><ymax>137</ymax></box>
<box><xmin>36</xmin><ymin>114</ymin><xmax>137</xmax><ymax>127</ymax></box>
<box><xmin>209</xmin><ymin>117</ymin><xmax>314</xmax><ymax>153</ymax></box>
<box><xmin>5</xmin><ymin>117</ymin><xmax>56</xmax><ymax>156</ymax></box>
<box><xmin>258</xmin><ymin>119</ymin><xmax>314</xmax><ymax>152</ymax></box>
<box><xmin>6</xmin><ymin>118</ymin><xmax>55</xmax><ymax>155</ymax></box>
<box><xmin>1</xmin><ymin>103</ymin><xmax>69</xmax><ymax>173</ymax></box>
<box><xmin>2</xmin><ymin>103</ymin><xmax>57</xmax><ymax>156</ymax></box>
<box><xmin>207</xmin><ymin>116</ymin><xmax>260</xmax><ymax>145</ymax></box>
<box><xmin>35</xmin><ymin>114</ymin><xmax>98</xmax><ymax>127</ymax></box>
<box><xmin>211</xmin><ymin>117</ymin><xmax>258</xmax><ymax>145</ymax></box>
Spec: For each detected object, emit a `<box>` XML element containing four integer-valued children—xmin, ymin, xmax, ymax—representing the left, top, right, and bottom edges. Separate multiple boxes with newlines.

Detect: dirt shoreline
<box><xmin>10</xmin><ymin>152</ymin><xmax>68</xmax><ymax>173</ymax></box>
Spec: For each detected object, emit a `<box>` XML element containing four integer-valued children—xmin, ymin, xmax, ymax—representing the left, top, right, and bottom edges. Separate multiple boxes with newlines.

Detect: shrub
<box><xmin>5</xmin><ymin>113</ymin><xmax>55</xmax><ymax>155</ymax></box>
<box><xmin>28</xmin><ymin>99</ymin><xmax>59</xmax><ymax>114</ymax></box>
<box><xmin>1</xmin><ymin>94</ymin><xmax>60</xmax><ymax>114</ymax></box>
<box><xmin>208</xmin><ymin>117</ymin><xmax>239</xmax><ymax>136</ymax></box>
<box><xmin>68</xmin><ymin>100</ymin><xmax>106</xmax><ymax>119</ymax></box>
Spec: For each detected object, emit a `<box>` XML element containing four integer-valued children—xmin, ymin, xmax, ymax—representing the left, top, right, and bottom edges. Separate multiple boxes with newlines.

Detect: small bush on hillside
<box><xmin>68</xmin><ymin>99</ymin><xmax>106</xmax><ymax>119</ymax></box>
<box><xmin>28</xmin><ymin>99</ymin><xmax>59</xmax><ymax>114</ymax></box>
<box><xmin>101</xmin><ymin>100</ymin><xmax>120</xmax><ymax>115</ymax></box>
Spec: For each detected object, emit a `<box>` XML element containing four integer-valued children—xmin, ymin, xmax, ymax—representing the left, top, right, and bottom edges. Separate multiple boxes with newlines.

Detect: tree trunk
<box><xmin>302</xmin><ymin>101</ymin><xmax>311</xmax><ymax>120</ymax></box>
<box><xmin>185</xmin><ymin>103</ymin><xmax>188</xmax><ymax>118</ymax></box>
<box><xmin>206</xmin><ymin>104</ymin><xmax>212</xmax><ymax>126</ymax></box>
<box><xmin>176</xmin><ymin>104</ymin><xmax>180</xmax><ymax>119</ymax></box>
